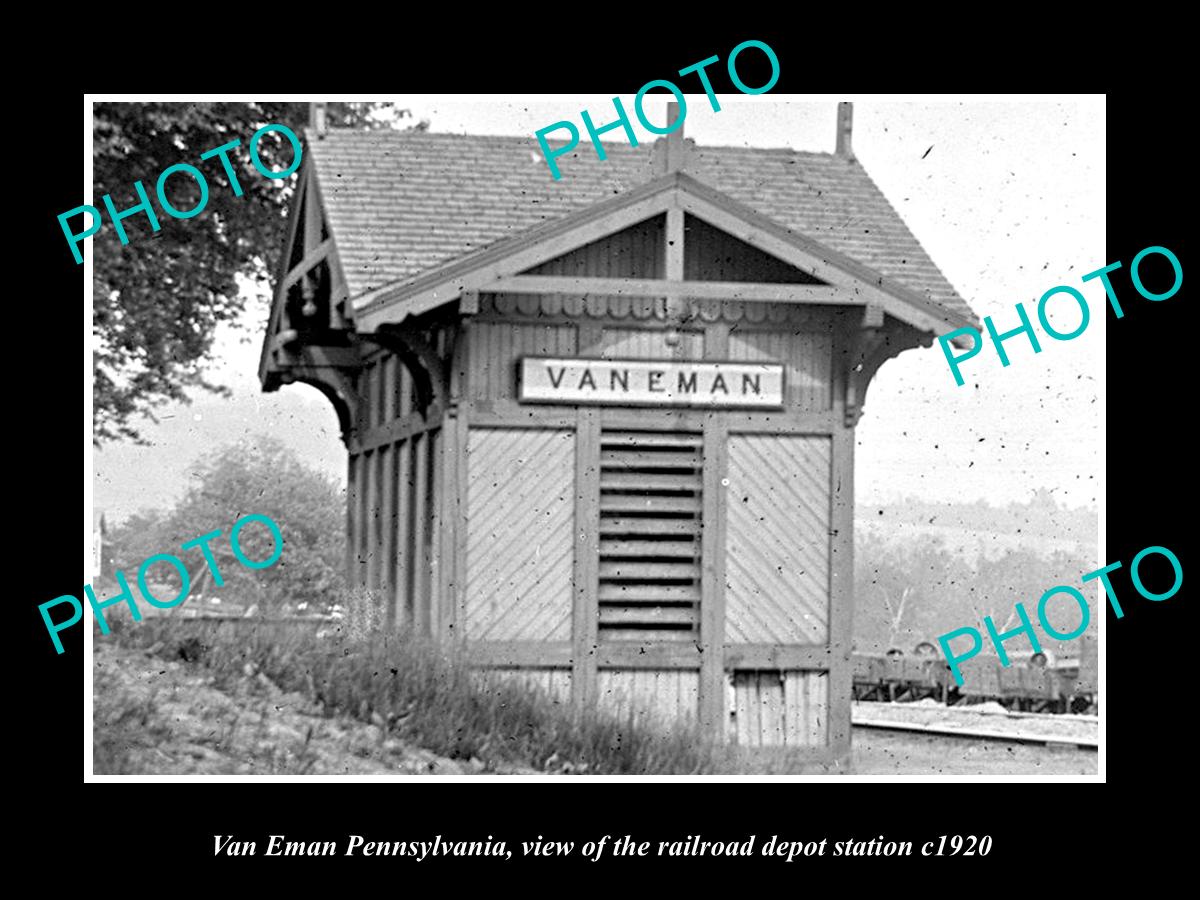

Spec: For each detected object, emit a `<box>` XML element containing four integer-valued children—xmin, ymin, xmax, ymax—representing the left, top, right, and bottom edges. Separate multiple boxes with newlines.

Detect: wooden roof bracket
<box><xmin>277</xmin><ymin>346</ymin><xmax>361</xmax><ymax>444</ymax></box>
<box><xmin>843</xmin><ymin>305</ymin><xmax>907</xmax><ymax>427</ymax></box>
<box><xmin>362</xmin><ymin>326</ymin><xmax>449</xmax><ymax>416</ymax></box>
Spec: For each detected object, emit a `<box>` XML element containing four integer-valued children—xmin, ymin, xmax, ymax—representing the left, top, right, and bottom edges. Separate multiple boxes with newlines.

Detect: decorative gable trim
<box><xmin>259</xmin><ymin>162</ymin><xmax>353</xmax><ymax>387</ymax></box>
<box><xmin>351</xmin><ymin>171</ymin><xmax>978</xmax><ymax>339</ymax></box>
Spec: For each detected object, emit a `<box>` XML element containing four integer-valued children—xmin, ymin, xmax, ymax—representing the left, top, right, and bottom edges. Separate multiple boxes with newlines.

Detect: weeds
<box><xmin>106</xmin><ymin>601</ymin><xmax>722</xmax><ymax>775</ymax></box>
<box><xmin>93</xmin><ymin>664</ymin><xmax>171</xmax><ymax>775</ymax></box>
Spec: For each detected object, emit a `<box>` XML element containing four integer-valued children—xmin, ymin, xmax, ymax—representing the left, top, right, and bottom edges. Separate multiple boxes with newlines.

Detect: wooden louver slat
<box><xmin>597</xmin><ymin>429</ymin><xmax>703</xmax><ymax>643</ymax></box>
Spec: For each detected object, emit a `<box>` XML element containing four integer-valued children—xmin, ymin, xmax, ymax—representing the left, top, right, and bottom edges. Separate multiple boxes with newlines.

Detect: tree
<box><xmin>855</xmin><ymin>532</ymin><xmax>975</xmax><ymax>653</ymax></box>
<box><xmin>108</xmin><ymin>436</ymin><xmax>346</xmax><ymax>613</ymax></box>
<box><xmin>92</xmin><ymin>102</ymin><xmax>429</xmax><ymax>444</ymax></box>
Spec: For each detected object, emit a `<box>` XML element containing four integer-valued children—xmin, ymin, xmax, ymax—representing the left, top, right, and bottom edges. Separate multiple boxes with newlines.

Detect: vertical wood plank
<box><xmin>698</xmin><ymin>416</ymin><xmax>728</xmax><ymax>739</ymax></box>
<box><xmin>681</xmin><ymin>671</ymin><xmax>699</xmax><ymax>724</ymax></box>
<box><xmin>412</xmin><ymin>432</ymin><xmax>430</xmax><ymax>636</ymax></box>
<box><xmin>364</xmin><ymin>449</ymin><xmax>380</xmax><ymax>592</ymax></box>
<box><xmin>572</xmin><ymin>409</ymin><xmax>599</xmax><ymax>710</ymax></box>
<box><xmin>734</xmin><ymin>676</ymin><xmax>749</xmax><ymax>747</ymax></box>
<box><xmin>368</xmin><ymin>362</ymin><xmax>379</xmax><ymax>430</ymax></box>
<box><xmin>356</xmin><ymin>451</ymin><xmax>370</xmax><ymax>589</ymax></box>
<box><xmin>577</xmin><ymin>323</ymin><xmax>603</xmax><ymax>356</ymax></box>
<box><xmin>382</xmin><ymin>356</ymin><xmax>397</xmax><ymax>425</ymax></box>
<box><xmin>429</xmin><ymin>424</ymin><xmax>445</xmax><ymax>640</ymax></box>
<box><xmin>706</xmin><ymin>322</ymin><xmax>730</xmax><ymax>359</ymax></box>
<box><xmin>399</xmin><ymin>360</ymin><xmax>411</xmax><ymax>419</ymax></box>
<box><xmin>784</xmin><ymin>672</ymin><xmax>801</xmax><ymax>748</ymax></box>
<box><xmin>763</xmin><ymin>673</ymin><xmax>783</xmax><ymax>746</ymax></box>
<box><xmin>808</xmin><ymin>673</ymin><xmax>826</xmax><ymax>746</ymax></box>
<box><xmin>395</xmin><ymin>439</ymin><xmax>411</xmax><ymax>630</ymax></box>
<box><xmin>380</xmin><ymin>444</ymin><xmax>395</xmax><ymax>615</ymax></box>
<box><xmin>781</xmin><ymin>672</ymin><xmax>793</xmax><ymax>747</ymax></box>
<box><xmin>749</xmin><ymin>674</ymin><xmax>764</xmax><ymax>748</ymax></box>
<box><xmin>726</xmin><ymin>672</ymin><xmax>737</xmax><ymax>743</ymax></box>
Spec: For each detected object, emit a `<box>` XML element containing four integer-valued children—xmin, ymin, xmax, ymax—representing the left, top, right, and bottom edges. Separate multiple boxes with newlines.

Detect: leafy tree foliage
<box><xmin>854</xmin><ymin>531</ymin><xmax>1093</xmax><ymax>658</ymax></box>
<box><xmin>107</xmin><ymin>437</ymin><xmax>345</xmax><ymax>613</ymax></box>
<box><xmin>92</xmin><ymin>102</ymin><xmax>427</xmax><ymax>444</ymax></box>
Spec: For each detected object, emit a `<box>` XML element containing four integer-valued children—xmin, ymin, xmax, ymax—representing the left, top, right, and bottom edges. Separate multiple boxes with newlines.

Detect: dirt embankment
<box><xmin>93</xmin><ymin>640</ymin><xmax>532</xmax><ymax>776</ymax></box>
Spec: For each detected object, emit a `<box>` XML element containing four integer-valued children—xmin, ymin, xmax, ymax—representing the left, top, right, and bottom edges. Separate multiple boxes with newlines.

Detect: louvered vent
<box><xmin>598</xmin><ymin>429</ymin><xmax>702</xmax><ymax>642</ymax></box>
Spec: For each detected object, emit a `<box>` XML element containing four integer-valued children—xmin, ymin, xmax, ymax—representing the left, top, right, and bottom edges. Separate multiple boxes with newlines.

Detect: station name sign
<box><xmin>518</xmin><ymin>357</ymin><xmax>785</xmax><ymax>408</ymax></box>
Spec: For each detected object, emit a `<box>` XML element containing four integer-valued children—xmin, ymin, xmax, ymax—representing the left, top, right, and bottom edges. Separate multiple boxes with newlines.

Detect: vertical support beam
<box><xmin>364</xmin><ymin>450</ymin><xmax>379</xmax><ymax>592</ymax></box>
<box><xmin>453</xmin><ymin>411</ymin><xmax>470</xmax><ymax>640</ymax></box>
<box><xmin>380</xmin><ymin>444</ymin><xmax>395</xmax><ymax>616</ymax></box>
<box><xmin>699</xmin><ymin>416</ymin><xmax>729</xmax><ymax>738</ymax></box>
<box><xmin>442</xmin><ymin>321</ymin><xmax>469</xmax><ymax>643</ymax></box>
<box><xmin>436</xmin><ymin>431</ymin><xmax>458</xmax><ymax>642</ymax></box>
<box><xmin>394</xmin><ymin>439</ymin><xmax>412</xmax><ymax>630</ymax></box>
<box><xmin>428</xmin><ymin>427</ymin><xmax>444</xmax><ymax>639</ymax></box>
<box><xmin>665</xmin><ymin>205</ymin><xmax>686</xmax><ymax>323</ymax></box>
<box><xmin>412</xmin><ymin>432</ymin><xmax>430</xmax><ymax>636</ymax></box>
<box><xmin>398</xmin><ymin>359</ymin><xmax>412</xmax><ymax>420</ymax></box>
<box><xmin>666</xmin><ymin>207</ymin><xmax>685</xmax><ymax>281</ymax></box>
<box><xmin>365</xmin><ymin>362</ymin><xmax>381</xmax><ymax>594</ymax></box>
<box><xmin>345</xmin><ymin>454</ymin><xmax>358</xmax><ymax>587</ymax></box>
<box><xmin>355</xmin><ymin>451</ymin><xmax>370</xmax><ymax>589</ymax></box>
<box><xmin>379</xmin><ymin>356</ymin><xmax>397</xmax><ymax>621</ymax></box>
<box><xmin>572</xmin><ymin>408</ymin><xmax>600</xmax><ymax>711</ymax></box>
<box><xmin>828</xmin><ymin>362</ymin><xmax>856</xmax><ymax>767</ymax></box>
<box><xmin>382</xmin><ymin>356</ymin><xmax>397</xmax><ymax>426</ymax></box>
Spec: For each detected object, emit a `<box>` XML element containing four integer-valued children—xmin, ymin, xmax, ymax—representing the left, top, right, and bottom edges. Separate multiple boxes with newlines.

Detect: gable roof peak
<box><xmin>301</xmin><ymin>126</ymin><xmax>976</xmax><ymax>327</ymax></box>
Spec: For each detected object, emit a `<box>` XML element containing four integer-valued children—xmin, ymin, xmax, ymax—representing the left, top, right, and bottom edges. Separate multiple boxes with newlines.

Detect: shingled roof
<box><xmin>304</xmin><ymin>128</ymin><xmax>976</xmax><ymax>327</ymax></box>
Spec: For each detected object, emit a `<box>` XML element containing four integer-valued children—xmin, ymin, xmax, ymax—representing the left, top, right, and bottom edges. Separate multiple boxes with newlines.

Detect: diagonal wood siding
<box><xmin>464</xmin><ymin>428</ymin><xmax>575</xmax><ymax>642</ymax></box>
<box><xmin>725</xmin><ymin>435</ymin><xmax>832</xmax><ymax>644</ymax></box>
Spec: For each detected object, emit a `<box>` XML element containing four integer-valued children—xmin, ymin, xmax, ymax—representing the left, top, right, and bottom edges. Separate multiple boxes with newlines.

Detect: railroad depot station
<box><xmin>258</xmin><ymin>103</ymin><xmax>980</xmax><ymax>765</ymax></box>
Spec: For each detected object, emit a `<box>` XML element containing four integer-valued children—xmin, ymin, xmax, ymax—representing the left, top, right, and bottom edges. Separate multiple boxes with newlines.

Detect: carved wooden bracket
<box><xmin>362</xmin><ymin>327</ymin><xmax>449</xmax><ymax>416</ymax></box>
<box><xmin>278</xmin><ymin>352</ymin><xmax>361</xmax><ymax>444</ymax></box>
<box><xmin>843</xmin><ymin>307</ymin><xmax>925</xmax><ymax>427</ymax></box>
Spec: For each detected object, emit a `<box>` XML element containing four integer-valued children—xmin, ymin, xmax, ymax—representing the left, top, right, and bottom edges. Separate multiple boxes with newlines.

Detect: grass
<box><xmin>103</xmin><ymin>600</ymin><xmax>724</xmax><ymax>775</ymax></box>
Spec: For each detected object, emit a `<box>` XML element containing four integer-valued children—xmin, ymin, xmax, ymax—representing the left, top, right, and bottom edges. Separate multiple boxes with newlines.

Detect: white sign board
<box><xmin>518</xmin><ymin>357</ymin><xmax>785</xmax><ymax>409</ymax></box>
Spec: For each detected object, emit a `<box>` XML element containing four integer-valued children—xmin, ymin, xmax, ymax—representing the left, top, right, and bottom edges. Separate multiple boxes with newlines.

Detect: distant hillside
<box><xmin>856</xmin><ymin>490</ymin><xmax>1097</xmax><ymax>565</ymax></box>
<box><xmin>852</xmin><ymin>490</ymin><xmax>1099</xmax><ymax>657</ymax></box>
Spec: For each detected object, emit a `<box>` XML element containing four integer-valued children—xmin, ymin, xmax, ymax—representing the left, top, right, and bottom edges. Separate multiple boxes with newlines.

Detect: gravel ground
<box><xmin>851</xmin><ymin>729</ymin><xmax>1097</xmax><ymax>775</ymax></box>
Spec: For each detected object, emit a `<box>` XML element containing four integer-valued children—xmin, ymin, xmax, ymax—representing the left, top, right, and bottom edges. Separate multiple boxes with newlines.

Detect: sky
<box><xmin>92</xmin><ymin>96</ymin><xmax>1105</xmax><ymax>525</ymax></box>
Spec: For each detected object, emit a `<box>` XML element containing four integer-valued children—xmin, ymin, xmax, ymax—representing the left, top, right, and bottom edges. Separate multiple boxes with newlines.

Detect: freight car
<box><xmin>852</xmin><ymin>648</ymin><xmax>1094</xmax><ymax>714</ymax></box>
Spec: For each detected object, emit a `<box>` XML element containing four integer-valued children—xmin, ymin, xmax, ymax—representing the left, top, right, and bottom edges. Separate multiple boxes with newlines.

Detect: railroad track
<box><xmin>852</xmin><ymin>703</ymin><xmax>1098</xmax><ymax>749</ymax></box>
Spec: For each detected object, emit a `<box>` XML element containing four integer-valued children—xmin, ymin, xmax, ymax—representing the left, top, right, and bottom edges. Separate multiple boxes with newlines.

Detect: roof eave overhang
<box><xmin>348</xmin><ymin>170</ymin><xmax>980</xmax><ymax>339</ymax></box>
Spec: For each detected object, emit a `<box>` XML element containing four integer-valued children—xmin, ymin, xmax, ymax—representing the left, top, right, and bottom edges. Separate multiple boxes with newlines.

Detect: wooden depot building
<box><xmin>259</xmin><ymin>103</ymin><xmax>980</xmax><ymax>765</ymax></box>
